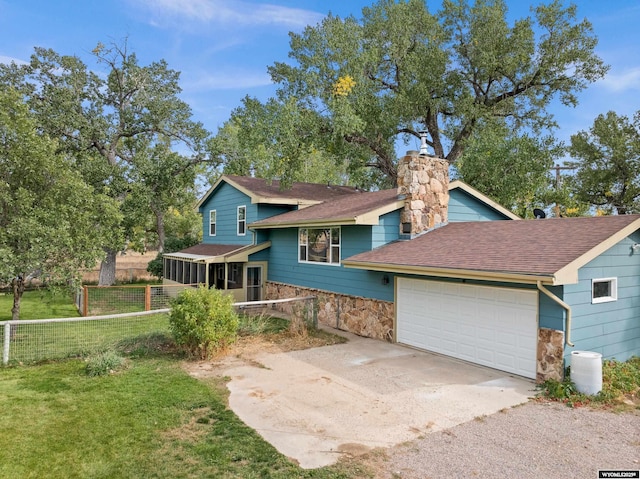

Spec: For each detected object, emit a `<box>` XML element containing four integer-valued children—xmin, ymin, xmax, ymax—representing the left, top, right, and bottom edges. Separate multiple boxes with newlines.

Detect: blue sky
<box><xmin>1</xmin><ymin>0</ymin><xmax>639</xmax><ymax>156</ymax></box>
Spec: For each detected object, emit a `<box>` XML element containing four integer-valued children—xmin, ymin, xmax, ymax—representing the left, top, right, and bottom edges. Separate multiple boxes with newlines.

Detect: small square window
<box><xmin>592</xmin><ymin>278</ymin><xmax>617</xmax><ymax>304</ymax></box>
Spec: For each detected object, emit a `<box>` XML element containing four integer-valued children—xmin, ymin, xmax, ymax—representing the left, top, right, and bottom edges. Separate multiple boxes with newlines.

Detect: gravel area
<box><xmin>358</xmin><ymin>400</ymin><xmax>640</xmax><ymax>479</ymax></box>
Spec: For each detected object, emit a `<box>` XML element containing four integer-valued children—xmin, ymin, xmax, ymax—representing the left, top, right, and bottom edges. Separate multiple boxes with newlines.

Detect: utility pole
<box><xmin>552</xmin><ymin>163</ymin><xmax>577</xmax><ymax>217</ymax></box>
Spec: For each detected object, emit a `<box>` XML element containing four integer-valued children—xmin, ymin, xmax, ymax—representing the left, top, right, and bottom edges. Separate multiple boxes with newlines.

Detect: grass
<box><xmin>0</xmin><ymin>333</ymin><xmax>370</xmax><ymax>479</ymax></box>
<box><xmin>537</xmin><ymin>356</ymin><xmax>640</xmax><ymax>410</ymax></box>
<box><xmin>4</xmin><ymin>313</ymin><xmax>170</xmax><ymax>364</ymax></box>
<box><xmin>0</xmin><ymin>289</ymin><xmax>79</xmax><ymax>321</ymax></box>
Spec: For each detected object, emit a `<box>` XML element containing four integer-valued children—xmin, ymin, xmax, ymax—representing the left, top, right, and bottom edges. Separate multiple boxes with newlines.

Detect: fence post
<box><xmin>145</xmin><ymin>284</ymin><xmax>151</xmax><ymax>311</ymax></box>
<box><xmin>313</xmin><ymin>297</ymin><xmax>318</xmax><ymax>329</ymax></box>
<box><xmin>3</xmin><ymin>323</ymin><xmax>10</xmax><ymax>365</ymax></box>
<box><xmin>83</xmin><ymin>286</ymin><xmax>89</xmax><ymax>317</ymax></box>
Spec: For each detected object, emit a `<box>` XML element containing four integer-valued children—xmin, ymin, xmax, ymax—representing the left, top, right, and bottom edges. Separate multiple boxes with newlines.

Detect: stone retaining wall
<box><xmin>265</xmin><ymin>281</ymin><xmax>394</xmax><ymax>341</ymax></box>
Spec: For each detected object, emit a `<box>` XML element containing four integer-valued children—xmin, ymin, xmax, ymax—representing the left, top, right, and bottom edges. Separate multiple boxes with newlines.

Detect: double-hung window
<box><xmin>299</xmin><ymin>227</ymin><xmax>340</xmax><ymax>265</ymax></box>
<box><xmin>209</xmin><ymin>210</ymin><xmax>217</xmax><ymax>236</ymax></box>
<box><xmin>237</xmin><ymin>206</ymin><xmax>246</xmax><ymax>236</ymax></box>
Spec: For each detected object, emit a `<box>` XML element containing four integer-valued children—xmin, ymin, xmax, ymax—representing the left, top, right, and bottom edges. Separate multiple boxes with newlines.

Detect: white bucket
<box><xmin>570</xmin><ymin>351</ymin><xmax>603</xmax><ymax>395</ymax></box>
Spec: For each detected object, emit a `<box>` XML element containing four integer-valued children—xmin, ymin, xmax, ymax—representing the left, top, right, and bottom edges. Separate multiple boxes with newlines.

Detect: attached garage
<box><xmin>396</xmin><ymin>278</ymin><xmax>538</xmax><ymax>379</ymax></box>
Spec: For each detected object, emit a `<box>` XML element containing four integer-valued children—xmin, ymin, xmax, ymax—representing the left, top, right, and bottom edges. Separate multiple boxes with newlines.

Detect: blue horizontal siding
<box><xmin>448</xmin><ymin>188</ymin><xmax>511</xmax><ymax>222</ymax></box>
<box><xmin>372</xmin><ymin>210</ymin><xmax>401</xmax><ymax>248</ymax></box>
<box><xmin>200</xmin><ymin>182</ymin><xmax>253</xmax><ymax>245</ymax></box>
<box><xmin>265</xmin><ymin>227</ymin><xmax>394</xmax><ymax>301</ymax></box>
<box><xmin>564</xmin><ymin>231</ymin><xmax>640</xmax><ymax>363</ymax></box>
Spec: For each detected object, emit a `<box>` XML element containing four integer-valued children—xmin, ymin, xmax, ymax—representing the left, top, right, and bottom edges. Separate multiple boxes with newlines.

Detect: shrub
<box><xmin>169</xmin><ymin>285</ymin><xmax>239</xmax><ymax>359</ymax></box>
<box><xmin>86</xmin><ymin>350</ymin><xmax>127</xmax><ymax>377</ymax></box>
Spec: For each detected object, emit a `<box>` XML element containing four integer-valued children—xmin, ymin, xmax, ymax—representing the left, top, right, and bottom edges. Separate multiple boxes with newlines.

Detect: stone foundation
<box><xmin>537</xmin><ymin>328</ymin><xmax>565</xmax><ymax>382</ymax></box>
<box><xmin>265</xmin><ymin>282</ymin><xmax>394</xmax><ymax>341</ymax></box>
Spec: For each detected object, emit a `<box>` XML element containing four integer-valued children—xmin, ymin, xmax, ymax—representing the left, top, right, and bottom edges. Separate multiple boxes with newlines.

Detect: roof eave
<box><xmin>554</xmin><ymin>218</ymin><xmax>640</xmax><ymax>282</ymax></box>
<box><xmin>342</xmin><ymin>260</ymin><xmax>556</xmax><ymax>285</ymax></box>
<box><xmin>249</xmin><ymin>199</ymin><xmax>404</xmax><ymax>230</ymax></box>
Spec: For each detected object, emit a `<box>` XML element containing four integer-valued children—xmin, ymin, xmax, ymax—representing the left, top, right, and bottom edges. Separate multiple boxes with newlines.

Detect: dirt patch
<box><xmin>182</xmin><ymin>330</ymin><xmax>346</xmax><ymax>379</ymax></box>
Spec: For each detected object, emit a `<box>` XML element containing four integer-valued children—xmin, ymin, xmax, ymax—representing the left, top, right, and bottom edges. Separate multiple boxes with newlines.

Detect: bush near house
<box><xmin>537</xmin><ymin>356</ymin><xmax>640</xmax><ymax>410</ymax></box>
<box><xmin>169</xmin><ymin>285</ymin><xmax>239</xmax><ymax>359</ymax></box>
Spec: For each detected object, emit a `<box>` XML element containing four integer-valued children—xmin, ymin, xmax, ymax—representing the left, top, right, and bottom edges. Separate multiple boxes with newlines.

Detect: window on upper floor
<box><xmin>209</xmin><ymin>210</ymin><xmax>217</xmax><ymax>236</ymax></box>
<box><xmin>237</xmin><ymin>206</ymin><xmax>246</xmax><ymax>236</ymax></box>
<box><xmin>592</xmin><ymin>277</ymin><xmax>617</xmax><ymax>304</ymax></box>
<box><xmin>298</xmin><ymin>227</ymin><xmax>340</xmax><ymax>265</ymax></box>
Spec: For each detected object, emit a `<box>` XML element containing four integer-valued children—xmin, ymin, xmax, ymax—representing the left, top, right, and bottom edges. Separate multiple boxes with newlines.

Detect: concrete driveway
<box><xmin>195</xmin><ymin>331</ymin><xmax>535</xmax><ymax>469</ymax></box>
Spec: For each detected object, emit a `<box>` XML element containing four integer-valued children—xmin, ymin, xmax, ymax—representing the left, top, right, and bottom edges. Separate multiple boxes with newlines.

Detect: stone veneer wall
<box><xmin>537</xmin><ymin>328</ymin><xmax>565</xmax><ymax>382</ymax></box>
<box><xmin>397</xmin><ymin>151</ymin><xmax>449</xmax><ymax>236</ymax></box>
<box><xmin>265</xmin><ymin>281</ymin><xmax>394</xmax><ymax>341</ymax></box>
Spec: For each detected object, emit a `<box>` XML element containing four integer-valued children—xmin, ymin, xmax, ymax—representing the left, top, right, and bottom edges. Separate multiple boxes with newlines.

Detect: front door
<box><xmin>246</xmin><ymin>266</ymin><xmax>262</xmax><ymax>301</ymax></box>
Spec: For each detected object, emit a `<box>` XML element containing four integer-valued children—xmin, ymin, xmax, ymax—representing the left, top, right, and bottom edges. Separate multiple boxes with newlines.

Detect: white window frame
<box><xmin>592</xmin><ymin>277</ymin><xmax>618</xmax><ymax>304</ymax></box>
<box><xmin>237</xmin><ymin>205</ymin><xmax>246</xmax><ymax>236</ymax></box>
<box><xmin>209</xmin><ymin>210</ymin><xmax>217</xmax><ymax>236</ymax></box>
<box><xmin>298</xmin><ymin>227</ymin><xmax>341</xmax><ymax>266</ymax></box>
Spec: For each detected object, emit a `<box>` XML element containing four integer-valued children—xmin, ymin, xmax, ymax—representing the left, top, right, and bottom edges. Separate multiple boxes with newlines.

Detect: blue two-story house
<box><xmin>165</xmin><ymin>151</ymin><xmax>640</xmax><ymax>382</ymax></box>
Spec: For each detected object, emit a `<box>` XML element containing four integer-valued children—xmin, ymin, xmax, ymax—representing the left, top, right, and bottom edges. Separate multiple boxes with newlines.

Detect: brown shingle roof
<box><xmin>251</xmin><ymin>189</ymin><xmax>400</xmax><ymax>227</ymax></box>
<box><xmin>344</xmin><ymin>215</ymin><xmax>640</xmax><ymax>283</ymax></box>
<box><xmin>169</xmin><ymin>244</ymin><xmax>241</xmax><ymax>257</ymax></box>
<box><xmin>225</xmin><ymin>175</ymin><xmax>359</xmax><ymax>203</ymax></box>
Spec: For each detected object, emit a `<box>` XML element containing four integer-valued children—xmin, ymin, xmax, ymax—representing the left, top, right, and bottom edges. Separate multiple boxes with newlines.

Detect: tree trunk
<box><xmin>152</xmin><ymin>205</ymin><xmax>165</xmax><ymax>253</ymax></box>
<box><xmin>98</xmin><ymin>248</ymin><xmax>118</xmax><ymax>286</ymax></box>
<box><xmin>10</xmin><ymin>276</ymin><xmax>25</xmax><ymax>338</ymax></box>
<box><xmin>11</xmin><ymin>276</ymin><xmax>25</xmax><ymax>321</ymax></box>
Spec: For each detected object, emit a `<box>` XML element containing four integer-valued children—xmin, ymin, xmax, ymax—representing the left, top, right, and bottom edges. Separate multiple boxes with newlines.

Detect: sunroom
<box><xmin>162</xmin><ymin>242</ymin><xmax>270</xmax><ymax>302</ymax></box>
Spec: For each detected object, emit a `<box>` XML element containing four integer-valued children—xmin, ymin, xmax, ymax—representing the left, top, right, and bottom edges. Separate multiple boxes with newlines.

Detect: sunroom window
<box><xmin>299</xmin><ymin>227</ymin><xmax>340</xmax><ymax>264</ymax></box>
<box><xmin>592</xmin><ymin>278</ymin><xmax>617</xmax><ymax>304</ymax></box>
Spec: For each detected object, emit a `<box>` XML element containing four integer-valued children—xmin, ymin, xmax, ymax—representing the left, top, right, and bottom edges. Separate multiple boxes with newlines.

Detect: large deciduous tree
<box><xmin>219</xmin><ymin>0</ymin><xmax>607</xmax><ymax>188</ymax></box>
<box><xmin>453</xmin><ymin>119</ymin><xmax>561</xmax><ymax>217</ymax></box>
<box><xmin>568</xmin><ymin>111</ymin><xmax>640</xmax><ymax>214</ymax></box>
<box><xmin>0</xmin><ymin>90</ymin><xmax>121</xmax><ymax>320</ymax></box>
<box><xmin>0</xmin><ymin>41</ymin><xmax>211</xmax><ymax>285</ymax></box>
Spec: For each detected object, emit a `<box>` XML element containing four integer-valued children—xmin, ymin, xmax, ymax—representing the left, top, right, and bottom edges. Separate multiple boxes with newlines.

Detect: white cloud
<box><xmin>129</xmin><ymin>0</ymin><xmax>323</xmax><ymax>30</ymax></box>
<box><xmin>598</xmin><ymin>68</ymin><xmax>640</xmax><ymax>93</ymax></box>
<box><xmin>0</xmin><ymin>55</ymin><xmax>27</xmax><ymax>66</ymax></box>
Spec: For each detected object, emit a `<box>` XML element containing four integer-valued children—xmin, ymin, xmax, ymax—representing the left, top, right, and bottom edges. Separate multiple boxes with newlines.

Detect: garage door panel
<box><xmin>397</xmin><ymin>278</ymin><xmax>538</xmax><ymax>379</ymax></box>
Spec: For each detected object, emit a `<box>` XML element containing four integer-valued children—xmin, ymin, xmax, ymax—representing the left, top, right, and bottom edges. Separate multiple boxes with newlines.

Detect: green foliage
<box><xmin>217</xmin><ymin>0</ymin><xmax>607</xmax><ymax>187</ymax></box>
<box><xmin>85</xmin><ymin>350</ymin><xmax>127</xmax><ymax>376</ymax></box>
<box><xmin>537</xmin><ymin>357</ymin><xmax>640</xmax><ymax>409</ymax></box>
<box><xmin>569</xmin><ymin>111</ymin><xmax>640</xmax><ymax>214</ymax></box>
<box><xmin>237</xmin><ymin>313</ymin><xmax>289</xmax><ymax>336</ymax></box>
<box><xmin>454</xmin><ymin>119</ymin><xmax>561</xmax><ymax>217</ymax></box>
<box><xmin>147</xmin><ymin>234</ymin><xmax>200</xmax><ymax>279</ymax></box>
<box><xmin>0</xmin><ymin>41</ymin><xmax>212</xmax><ymax>284</ymax></box>
<box><xmin>0</xmin><ymin>89</ymin><xmax>122</xmax><ymax>318</ymax></box>
<box><xmin>169</xmin><ymin>286</ymin><xmax>239</xmax><ymax>359</ymax></box>
<box><xmin>598</xmin><ymin>356</ymin><xmax>640</xmax><ymax>403</ymax></box>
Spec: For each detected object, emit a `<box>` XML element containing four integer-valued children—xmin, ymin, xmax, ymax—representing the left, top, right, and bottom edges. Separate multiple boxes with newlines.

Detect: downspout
<box><xmin>537</xmin><ymin>281</ymin><xmax>574</xmax><ymax>347</ymax></box>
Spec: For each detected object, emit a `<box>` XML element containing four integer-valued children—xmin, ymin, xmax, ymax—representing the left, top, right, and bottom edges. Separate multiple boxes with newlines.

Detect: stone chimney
<box><xmin>397</xmin><ymin>150</ymin><xmax>449</xmax><ymax>238</ymax></box>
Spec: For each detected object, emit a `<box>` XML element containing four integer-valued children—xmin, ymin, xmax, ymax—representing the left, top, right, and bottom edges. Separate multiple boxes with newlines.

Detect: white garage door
<box><xmin>396</xmin><ymin>278</ymin><xmax>538</xmax><ymax>379</ymax></box>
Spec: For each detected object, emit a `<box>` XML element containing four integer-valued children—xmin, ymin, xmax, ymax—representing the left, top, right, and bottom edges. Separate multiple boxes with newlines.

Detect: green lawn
<box><xmin>0</xmin><ymin>289</ymin><xmax>80</xmax><ymax>321</ymax></box>
<box><xmin>0</xmin><ymin>335</ymin><xmax>369</xmax><ymax>479</ymax></box>
<box><xmin>0</xmin><ymin>291</ymin><xmax>365</xmax><ymax>477</ymax></box>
